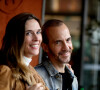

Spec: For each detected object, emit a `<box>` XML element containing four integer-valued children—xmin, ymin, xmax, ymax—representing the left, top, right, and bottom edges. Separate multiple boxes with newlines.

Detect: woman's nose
<box><xmin>32</xmin><ymin>34</ymin><xmax>39</xmax><ymax>41</ymax></box>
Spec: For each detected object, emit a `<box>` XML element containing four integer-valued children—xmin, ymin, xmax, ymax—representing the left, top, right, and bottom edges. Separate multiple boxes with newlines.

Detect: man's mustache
<box><xmin>59</xmin><ymin>49</ymin><xmax>72</xmax><ymax>55</ymax></box>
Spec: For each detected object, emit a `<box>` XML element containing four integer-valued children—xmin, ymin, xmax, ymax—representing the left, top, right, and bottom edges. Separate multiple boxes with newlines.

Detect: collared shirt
<box><xmin>23</xmin><ymin>56</ymin><xmax>32</xmax><ymax>66</ymax></box>
<box><xmin>35</xmin><ymin>60</ymin><xmax>78</xmax><ymax>90</ymax></box>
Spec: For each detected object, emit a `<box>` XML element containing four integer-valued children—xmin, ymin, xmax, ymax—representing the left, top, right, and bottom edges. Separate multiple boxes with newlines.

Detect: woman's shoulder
<box><xmin>0</xmin><ymin>65</ymin><xmax>17</xmax><ymax>90</ymax></box>
<box><xmin>0</xmin><ymin>65</ymin><xmax>12</xmax><ymax>75</ymax></box>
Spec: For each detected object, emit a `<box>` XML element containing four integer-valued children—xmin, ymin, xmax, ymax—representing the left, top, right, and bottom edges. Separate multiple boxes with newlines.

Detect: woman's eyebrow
<box><xmin>26</xmin><ymin>29</ymin><xmax>41</xmax><ymax>31</ymax></box>
<box><xmin>37</xmin><ymin>29</ymin><xmax>42</xmax><ymax>31</ymax></box>
<box><xmin>25</xmin><ymin>30</ymin><xmax>33</xmax><ymax>33</ymax></box>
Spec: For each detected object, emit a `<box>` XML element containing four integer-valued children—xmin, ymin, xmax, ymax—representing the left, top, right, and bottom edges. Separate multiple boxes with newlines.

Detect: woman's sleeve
<box><xmin>0</xmin><ymin>65</ymin><xmax>12</xmax><ymax>90</ymax></box>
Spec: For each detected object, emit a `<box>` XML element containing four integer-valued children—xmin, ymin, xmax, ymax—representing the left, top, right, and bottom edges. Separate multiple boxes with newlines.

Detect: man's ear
<box><xmin>41</xmin><ymin>43</ymin><xmax>49</xmax><ymax>53</ymax></box>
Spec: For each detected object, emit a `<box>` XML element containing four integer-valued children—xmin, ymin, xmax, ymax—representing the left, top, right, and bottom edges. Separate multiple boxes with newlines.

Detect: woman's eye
<box><xmin>26</xmin><ymin>32</ymin><xmax>32</xmax><ymax>36</ymax></box>
<box><xmin>37</xmin><ymin>30</ymin><xmax>41</xmax><ymax>34</ymax></box>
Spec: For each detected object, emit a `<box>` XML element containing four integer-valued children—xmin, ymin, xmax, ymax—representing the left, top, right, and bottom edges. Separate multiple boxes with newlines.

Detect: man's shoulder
<box><xmin>35</xmin><ymin>63</ymin><xmax>45</xmax><ymax>70</ymax></box>
<box><xmin>35</xmin><ymin>60</ymin><xmax>49</xmax><ymax>71</ymax></box>
<box><xmin>35</xmin><ymin>62</ymin><xmax>48</xmax><ymax>74</ymax></box>
<box><xmin>34</xmin><ymin>62</ymin><xmax>50</xmax><ymax>79</ymax></box>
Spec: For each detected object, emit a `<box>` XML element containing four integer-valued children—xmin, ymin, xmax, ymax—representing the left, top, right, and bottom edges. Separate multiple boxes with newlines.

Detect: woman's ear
<box><xmin>41</xmin><ymin>43</ymin><xmax>49</xmax><ymax>53</ymax></box>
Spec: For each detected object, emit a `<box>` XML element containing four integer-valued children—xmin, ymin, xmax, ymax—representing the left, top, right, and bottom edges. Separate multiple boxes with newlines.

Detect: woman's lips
<box><xmin>30</xmin><ymin>44</ymin><xmax>39</xmax><ymax>49</ymax></box>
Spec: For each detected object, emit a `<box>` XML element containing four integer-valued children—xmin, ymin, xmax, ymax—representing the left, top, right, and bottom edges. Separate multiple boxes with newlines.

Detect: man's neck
<box><xmin>50</xmin><ymin>60</ymin><xmax>66</xmax><ymax>73</ymax></box>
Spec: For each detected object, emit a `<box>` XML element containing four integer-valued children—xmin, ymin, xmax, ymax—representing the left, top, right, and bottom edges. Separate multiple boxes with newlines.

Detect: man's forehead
<box><xmin>47</xmin><ymin>28</ymin><xmax>70</xmax><ymax>38</ymax></box>
<box><xmin>48</xmin><ymin>32</ymin><xmax>71</xmax><ymax>42</ymax></box>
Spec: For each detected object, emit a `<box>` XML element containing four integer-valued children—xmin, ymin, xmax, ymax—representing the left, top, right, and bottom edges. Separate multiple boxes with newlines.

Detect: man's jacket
<box><xmin>35</xmin><ymin>60</ymin><xmax>78</xmax><ymax>90</ymax></box>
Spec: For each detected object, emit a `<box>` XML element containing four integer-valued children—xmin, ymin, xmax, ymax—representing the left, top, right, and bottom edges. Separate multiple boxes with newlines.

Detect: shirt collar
<box><xmin>43</xmin><ymin>60</ymin><xmax>59</xmax><ymax>76</ymax></box>
<box><xmin>23</xmin><ymin>56</ymin><xmax>32</xmax><ymax>66</ymax></box>
<box><xmin>43</xmin><ymin>59</ymin><xmax>75</xmax><ymax>78</ymax></box>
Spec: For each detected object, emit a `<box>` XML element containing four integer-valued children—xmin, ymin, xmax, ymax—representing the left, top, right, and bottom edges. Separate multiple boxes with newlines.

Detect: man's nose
<box><xmin>62</xmin><ymin>42</ymin><xmax>69</xmax><ymax>50</ymax></box>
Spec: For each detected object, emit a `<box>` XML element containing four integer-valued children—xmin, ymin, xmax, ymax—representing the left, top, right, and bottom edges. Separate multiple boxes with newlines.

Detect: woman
<box><xmin>0</xmin><ymin>13</ymin><xmax>48</xmax><ymax>90</ymax></box>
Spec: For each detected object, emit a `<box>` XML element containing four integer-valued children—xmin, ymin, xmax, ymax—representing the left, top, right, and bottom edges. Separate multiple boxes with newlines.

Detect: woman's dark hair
<box><xmin>0</xmin><ymin>12</ymin><xmax>41</xmax><ymax>68</ymax></box>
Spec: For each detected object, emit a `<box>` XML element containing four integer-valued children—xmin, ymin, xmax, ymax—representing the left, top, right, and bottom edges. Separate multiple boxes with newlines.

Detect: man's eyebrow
<box><xmin>55</xmin><ymin>40</ymin><xmax>62</xmax><ymax>41</ymax></box>
<box><xmin>54</xmin><ymin>40</ymin><xmax>62</xmax><ymax>43</ymax></box>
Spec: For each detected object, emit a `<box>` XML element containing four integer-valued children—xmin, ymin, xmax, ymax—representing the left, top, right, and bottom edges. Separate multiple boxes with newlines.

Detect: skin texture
<box><xmin>26</xmin><ymin>83</ymin><xmax>44</xmax><ymax>90</ymax></box>
<box><xmin>23</xmin><ymin>19</ymin><xmax>42</xmax><ymax>58</ymax></box>
<box><xmin>23</xmin><ymin>19</ymin><xmax>43</xmax><ymax>90</ymax></box>
<box><xmin>0</xmin><ymin>13</ymin><xmax>48</xmax><ymax>90</ymax></box>
<box><xmin>42</xmin><ymin>23</ymin><xmax>73</xmax><ymax>73</ymax></box>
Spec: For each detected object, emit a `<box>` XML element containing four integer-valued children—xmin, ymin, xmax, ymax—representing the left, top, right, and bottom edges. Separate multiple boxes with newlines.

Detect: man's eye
<box><xmin>67</xmin><ymin>38</ymin><xmax>71</xmax><ymax>42</ymax></box>
<box><xmin>55</xmin><ymin>41</ymin><xmax>61</xmax><ymax>44</ymax></box>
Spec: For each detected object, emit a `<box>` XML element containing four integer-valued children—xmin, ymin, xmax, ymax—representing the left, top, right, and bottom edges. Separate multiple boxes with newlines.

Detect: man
<box><xmin>35</xmin><ymin>19</ymin><xmax>78</xmax><ymax>90</ymax></box>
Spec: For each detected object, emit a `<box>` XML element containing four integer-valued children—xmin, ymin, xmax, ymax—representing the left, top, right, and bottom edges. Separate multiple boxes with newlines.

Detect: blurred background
<box><xmin>0</xmin><ymin>0</ymin><xmax>100</xmax><ymax>90</ymax></box>
<box><xmin>44</xmin><ymin>0</ymin><xmax>100</xmax><ymax>90</ymax></box>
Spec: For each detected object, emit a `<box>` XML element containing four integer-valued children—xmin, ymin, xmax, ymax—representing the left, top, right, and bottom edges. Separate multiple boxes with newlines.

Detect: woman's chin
<box><xmin>31</xmin><ymin>51</ymin><xmax>39</xmax><ymax>56</ymax></box>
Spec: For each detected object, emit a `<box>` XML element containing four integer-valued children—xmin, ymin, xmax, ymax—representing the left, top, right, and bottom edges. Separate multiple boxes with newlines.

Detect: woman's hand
<box><xmin>66</xmin><ymin>64</ymin><xmax>74</xmax><ymax>74</ymax></box>
<box><xmin>26</xmin><ymin>83</ymin><xmax>44</xmax><ymax>90</ymax></box>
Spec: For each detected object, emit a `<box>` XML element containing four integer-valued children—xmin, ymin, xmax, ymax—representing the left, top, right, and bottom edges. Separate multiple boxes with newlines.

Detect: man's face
<box><xmin>44</xmin><ymin>23</ymin><xmax>73</xmax><ymax>64</ymax></box>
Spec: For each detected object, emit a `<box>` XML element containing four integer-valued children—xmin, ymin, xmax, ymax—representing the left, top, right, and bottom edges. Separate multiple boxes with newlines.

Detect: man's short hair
<box><xmin>42</xmin><ymin>19</ymin><xmax>64</xmax><ymax>44</ymax></box>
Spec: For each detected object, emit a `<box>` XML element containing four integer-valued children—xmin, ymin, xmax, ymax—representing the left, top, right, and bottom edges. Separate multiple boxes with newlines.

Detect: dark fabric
<box><xmin>0</xmin><ymin>50</ymin><xmax>6</xmax><ymax>65</ymax></box>
<box><xmin>59</xmin><ymin>68</ymin><xmax>73</xmax><ymax>90</ymax></box>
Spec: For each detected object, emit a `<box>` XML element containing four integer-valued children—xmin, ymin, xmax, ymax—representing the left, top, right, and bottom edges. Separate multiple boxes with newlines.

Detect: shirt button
<box><xmin>55</xmin><ymin>75</ymin><xmax>59</xmax><ymax>78</ymax></box>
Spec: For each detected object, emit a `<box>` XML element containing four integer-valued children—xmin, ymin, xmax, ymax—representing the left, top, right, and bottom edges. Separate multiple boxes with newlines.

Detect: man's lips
<box><xmin>60</xmin><ymin>52</ymin><xmax>70</xmax><ymax>56</ymax></box>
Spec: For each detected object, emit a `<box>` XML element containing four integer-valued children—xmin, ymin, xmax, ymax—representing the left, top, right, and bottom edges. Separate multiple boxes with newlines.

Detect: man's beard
<box><xmin>48</xmin><ymin>46</ymin><xmax>72</xmax><ymax>64</ymax></box>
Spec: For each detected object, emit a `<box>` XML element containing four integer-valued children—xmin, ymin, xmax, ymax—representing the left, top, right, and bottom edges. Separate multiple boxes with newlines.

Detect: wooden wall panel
<box><xmin>0</xmin><ymin>0</ymin><xmax>44</xmax><ymax>66</ymax></box>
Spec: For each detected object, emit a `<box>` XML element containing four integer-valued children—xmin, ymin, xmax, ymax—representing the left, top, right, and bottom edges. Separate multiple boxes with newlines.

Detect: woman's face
<box><xmin>23</xmin><ymin>19</ymin><xmax>42</xmax><ymax>58</ymax></box>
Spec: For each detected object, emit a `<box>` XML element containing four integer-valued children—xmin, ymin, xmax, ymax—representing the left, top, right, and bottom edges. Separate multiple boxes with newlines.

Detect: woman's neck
<box><xmin>23</xmin><ymin>56</ymin><xmax>32</xmax><ymax>66</ymax></box>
